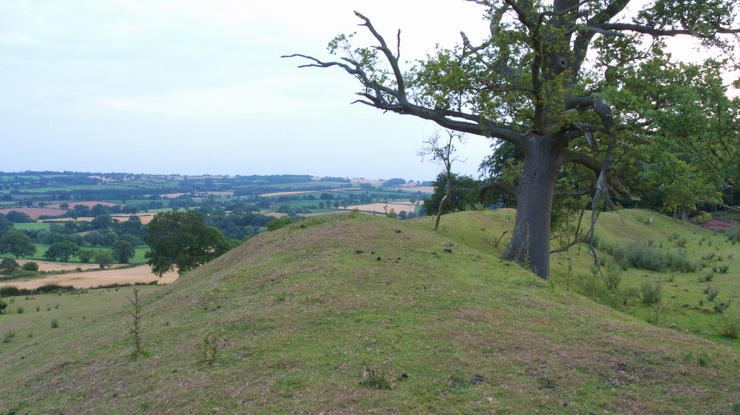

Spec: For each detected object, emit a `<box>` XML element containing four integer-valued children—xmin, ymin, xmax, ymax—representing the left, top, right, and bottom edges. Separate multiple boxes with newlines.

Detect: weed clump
<box><xmin>359</xmin><ymin>363</ymin><xmax>392</xmax><ymax>390</ymax></box>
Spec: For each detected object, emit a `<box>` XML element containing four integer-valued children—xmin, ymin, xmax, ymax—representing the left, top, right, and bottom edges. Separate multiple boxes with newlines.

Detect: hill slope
<box><xmin>1</xmin><ymin>211</ymin><xmax>738</xmax><ymax>414</ymax></box>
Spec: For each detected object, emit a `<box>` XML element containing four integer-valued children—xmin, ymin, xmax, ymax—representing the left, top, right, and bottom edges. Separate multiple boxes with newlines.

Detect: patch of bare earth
<box><xmin>0</xmin><ymin>265</ymin><xmax>177</xmax><ymax>289</ymax></box>
<box><xmin>698</xmin><ymin>217</ymin><xmax>737</xmax><ymax>232</ymax></box>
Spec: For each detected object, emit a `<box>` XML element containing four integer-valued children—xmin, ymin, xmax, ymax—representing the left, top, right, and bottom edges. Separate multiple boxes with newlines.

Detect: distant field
<box><xmin>0</xmin><ymin>264</ymin><xmax>176</xmax><ymax>289</ymax></box>
<box><xmin>13</xmin><ymin>222</ymin><xmax>51</xmax><ymax>231</ymax></box>
<box><xmin>47</xmin><ymin>201</ymin><xmax>120</xmax><ymax>209</ymax></box>
<box><xmin>352</xmin><ymin>202</ymin><xmax>420</xmax><ymax>214</ymax></box>
<box><xmin>0</xmin><ymin>207</ymin><xmax>66</xmax><ymax>219</ymax></box>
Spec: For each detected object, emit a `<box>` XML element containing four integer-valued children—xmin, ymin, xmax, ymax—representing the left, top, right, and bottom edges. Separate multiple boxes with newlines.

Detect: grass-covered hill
<box><xmin>0</xmin><ymin>210</ymin><xmax>738</xmax><ymax>414</ymax></box>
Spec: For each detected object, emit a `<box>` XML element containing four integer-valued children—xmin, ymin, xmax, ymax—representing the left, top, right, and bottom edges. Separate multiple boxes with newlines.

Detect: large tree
<box><xmin>285</xmin><ymin>0</ymin><xmax>739</xmax><ymax>278</ymax></box>
<box><xmin>145</xmin><ymin>211</ymin><xmax>231</xmax><ymax>277</ymax></box>
<box><xmin>0</xmin><ymin>229</ymin><xmax>37</xmax><ymax>259</ymax></box>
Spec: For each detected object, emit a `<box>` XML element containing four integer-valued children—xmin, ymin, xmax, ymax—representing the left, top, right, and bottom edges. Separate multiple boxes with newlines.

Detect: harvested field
<box><xmin>0</xmin><ymin>207</ymin><xmax>65</xmax><ymax>219</ymax></box>
<box><xmin>351</xmin><ymin>202</ymin><xmax>419</xmax><ymax>214</ymax></box>
<box><xmin>47</xmin><ymin>201</ymin><xmax>120</xmax><ymax>209</ymax></box>
<box><xmin>111</xmin><ymin>213</ymin><xmax>156</xmax><ymax>224</ymax></box>
<box><xmin>18</xmin><ymin>260</ymin><xmax>104</xmax><ymax>272</ymax></box>
<box><xmin>0</xmin><ymin>265</ymin><xmax>177</xmax><ymax>290</ymax></box>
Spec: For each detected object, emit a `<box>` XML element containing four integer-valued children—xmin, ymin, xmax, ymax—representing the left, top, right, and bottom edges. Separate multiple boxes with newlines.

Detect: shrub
<box><xmin>713</xmin><ymin>301</ymin><xmax>731</xmax><ymax>314</ymax></box>
<box><xmin>726</xmin><ymin>227</ymin><xmax>740</xmax><ymax>244</ymax></box>
<box><xmin>0</xmin><ymin>300</ymin><xmax>7</xmax><ymax>314</ymax></box>
<box><xmin>716</xmin><ymin>313</ymin><xmax>739</xmax><ymax>339</ymax></box>
<box><xmin>602</xmin><ymin>242</ymin><xmax>696</xmax><ymax>273</ymax></box>
<box><xmin>700</xmin><ymin>273</ymin><xmax>714</xmax><ymax>282</ymax></box>
<box><xmin>267</xmin><ymin>216</ymin><xmax>294</xmax><ymax>231</ymax></box>
<box><xmin>704</xmin><ymin>286</ymin><xmax>719</xmax><ymax>302</ymax></box>
<box><xmin>0</xmin><ymin>258</ymin><xmax>20</xmax><ymax>272</ymax></box>
<box><xmin>640</xmin><ymin>281</ymin><xmax>662</xmax><ymax>305</ymax></box>
<box><xmin>693</xmin><ymin>211</ymin><xmax>712</xmax><ymax>224</ymax></box>
<box><xmin>602</xmin><ymin>262</ymin><xmax>622</xmax><ymax>290</ymax></box>
<box><xmin>21</xmin><ymin>261</ymin><xmax>39</xmax><ymax>272</ymax></box>
<box><xmin>16</xmin><ymin>306</ymin><xmax>24</xmax><ymax>314</ymax></box>
<box><xmin>3</xmin><ymin>330</ymin><xmax>15</xmax><ymax>343</ymax></box>
<box><xmin>51</xmin><ymin>319</ymin><xmax>58</xmax><ymax>328</ymax></box>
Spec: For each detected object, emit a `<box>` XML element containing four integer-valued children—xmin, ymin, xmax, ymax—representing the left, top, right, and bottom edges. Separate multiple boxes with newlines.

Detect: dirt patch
<box><xmin>0</xmin><ymin>208</ymin><xmax>66</xmax><ymax>219</ymax></box>
<box><xmin>699</xmin><ymin>218</ymin><xmax>737</xmax><ymax>232</ymax></box>
<box><xmin>0</xmin><ymin>265</ymin><xmax>178</xmax><ymax>290</ymax></box>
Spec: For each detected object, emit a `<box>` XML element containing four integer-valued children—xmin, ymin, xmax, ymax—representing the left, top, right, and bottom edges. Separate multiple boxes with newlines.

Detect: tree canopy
<box><xmin>285</xmin><ymin>0</ymin><xmax>739</xmax><ymax>278</ymax></box>
<box><xmin>0</xmin><ymin>229</ymin><xmax>37</xmax><ymax>259</ymax></box>
<box><xmin>145</xmin><ymin>211</ymin><xmax>231</xmax><ymax>277</ymax></box>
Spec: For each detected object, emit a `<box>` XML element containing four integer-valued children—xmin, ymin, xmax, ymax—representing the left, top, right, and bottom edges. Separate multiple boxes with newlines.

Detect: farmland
<box><xmin>1</xmin><ymin>171</ymin><xmax>433</xmax><ymax>288</ymax></box>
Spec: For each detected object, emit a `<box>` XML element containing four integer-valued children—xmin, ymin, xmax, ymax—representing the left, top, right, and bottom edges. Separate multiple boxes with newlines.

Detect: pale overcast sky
<box><xmin>1</xmin><ymin>1</ymin><xmax>732</xmax><ymax>180</ymax></box>
<box><xmin>0</xmin><ymin>0</ymin><xmax>495</xmax><ymax>180</ymax></box>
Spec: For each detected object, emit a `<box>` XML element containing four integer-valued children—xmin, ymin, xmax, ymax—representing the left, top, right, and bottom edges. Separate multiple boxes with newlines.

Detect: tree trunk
<box><xmin>503</xmin><ymin>135</ymin><xmax>563</xmax><ymax>279</ymax></box>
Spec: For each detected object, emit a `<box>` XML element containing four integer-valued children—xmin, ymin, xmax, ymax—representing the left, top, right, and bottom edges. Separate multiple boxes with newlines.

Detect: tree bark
<box><xmin>503</xmin><ymin>134</ymin><xmax>564</xmax><ymax>278</ymax></box>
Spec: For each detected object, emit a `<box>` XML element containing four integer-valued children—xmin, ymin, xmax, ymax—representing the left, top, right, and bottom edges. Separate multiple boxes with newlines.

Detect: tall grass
<box><xmin>596</xmin><ymin>239</ymin><xmax>696</xmax><ymax>273</ymax></box>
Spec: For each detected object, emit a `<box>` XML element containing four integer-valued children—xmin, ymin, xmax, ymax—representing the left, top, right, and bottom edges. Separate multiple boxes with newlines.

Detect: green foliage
<box><xmin>94</xmin><ymin>250</ymin><xmax>112</xmax><ymax>269</ymax></box>
<box><xmin>423</xmin><ymin>173</ymin><xmax>486</xmax><ymax>216</ymax></box>
<box><xmin>602</xmin><ymin>262</ymin><xmax>622</xmax><ymax>290</ymax></box>
<box><xmin>599</xmin><ymin>241</ymin><xmax>696</xmax><ymax>273</ymax></box>
<box><xmin>111</xmin><ymin>240</ymin><xmax>135</xmax><ymax>264</ymax></box>
<box><xmin>0</xmin><ymin>229</ymin><xmax>37</xmax><ymax>258</ymax></box>
<box><xmin>716</xmin><ymin>313</ymin><xmax>739</xmax><ymax>339</ymax></box>
<box><xmin>50</xmin><ymin>318</ymin><xmax>58</xmax><ymax>328</ymax></box>
<box><xmin>693</xmin><ymin>211</ymin><xmax>712</xmax><ymax>224</ymax></box>
<box><xmin>44</xmin><ymin>241</ymin><xmax>80</xmax><ymax>262</ymax></box>
<box><xmin>640</xmin><ymin>281</ymin><xmax>662</xmax><ymax>305</ymax></box>
<box><xmin>266</xmin><ymin>216</ymin><xmax>294</xmax><ymax>231</ymax></box>
<box><xmin>145</xmin><ymin>211</ymin><xmax>231</xmax><ymax>277</ymax></box>
<box><xmin>0</xmin><ymin>258</ymin><xmax>20</xmax><ymax>272</ymax></box>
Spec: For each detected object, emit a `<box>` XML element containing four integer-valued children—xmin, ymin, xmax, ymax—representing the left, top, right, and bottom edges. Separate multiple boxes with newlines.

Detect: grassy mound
<box><xmin>0</xmin><ymin>210</ymin><xmax>737</xmax><ymax>414</ymax></box>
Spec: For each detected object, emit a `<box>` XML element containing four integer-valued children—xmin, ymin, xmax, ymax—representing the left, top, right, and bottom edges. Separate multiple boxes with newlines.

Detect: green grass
<box><xmin>13</xmin><ymin>222</ymin><xmax>51</xmax><ymax>231</ymax></box>
<box><xmin>0</xmin><ymin>210</ymin><xmax>736</xmax><ymax>414</ymax></box>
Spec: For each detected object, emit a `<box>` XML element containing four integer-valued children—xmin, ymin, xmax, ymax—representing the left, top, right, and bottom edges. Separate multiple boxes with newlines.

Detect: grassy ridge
<box><xmin>0</xmin><ymin>210</ymin><xmax>737</xmax><ymax>414</ymax></box>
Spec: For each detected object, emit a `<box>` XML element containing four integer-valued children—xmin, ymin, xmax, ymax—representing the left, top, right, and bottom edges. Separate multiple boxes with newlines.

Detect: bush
<box><xmin>21</xmin><ymin>261</ymin><xmax>39</xmax><ymax>271</ymax></box>
<box><xmin>602</xmin><ymin>262</ymin><xmax>622</xmax><ymax>290</ymax></box>
<box><xmin>704</xmin><ymin>286</ymin><xmax>719</xmax><ymax>302</ymax></box>
<box><xmin>0</xmin><ymin>258</ymin><xmax>20</xmax><ymax>272</ymax></box>
<box><xmin>600</xmin><ymin>242</ymin><xmax>695</xmax><ymax>273</ymax></box>
<box><xmin>692</xmin><ymin>211</ymin><xmax>712</xmax><ymax>224</ymax></box>
<box><xmin>640</xmin><ymin>281</ymin><xmax>662</xmax><ymax>305</ymax></box>
<box><xmin>267</xmin><ymin>216</ymin><xmax>294</xmax><ymax>231</ymax></box>
<box><xmin>726</xmin><ymin>227</ymin><xmax>740</xmax><ymax>244</ymax></box>
<box><xmin>716</xmin><ymin>313</ymin><xmax>739</xmax><ymax>338</ymax></box>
